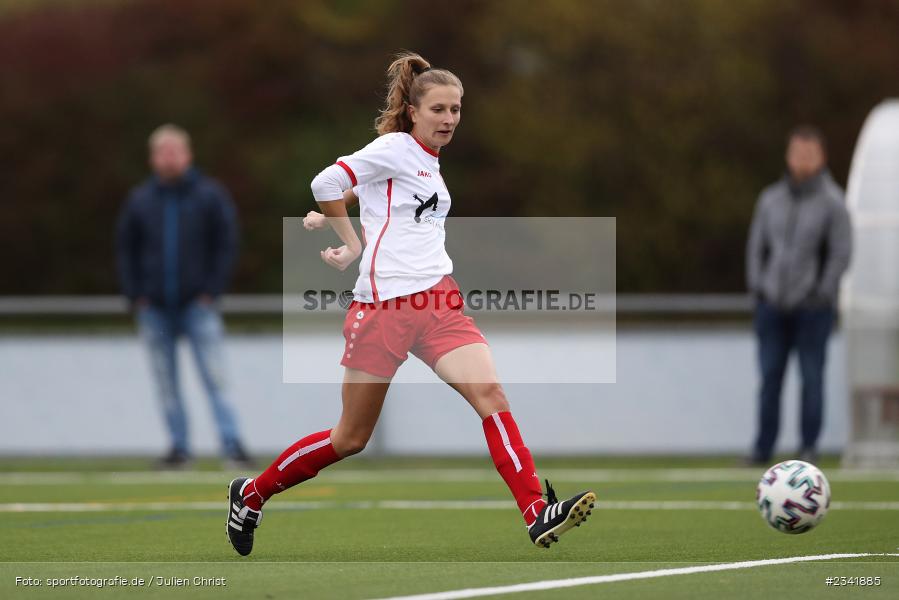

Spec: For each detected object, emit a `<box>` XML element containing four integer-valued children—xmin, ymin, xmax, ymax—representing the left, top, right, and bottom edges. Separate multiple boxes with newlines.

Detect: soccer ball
<box><xmin>756</xmin><ymin>460</ymin><xmax>831</xmax><ymax>534</ymax></box>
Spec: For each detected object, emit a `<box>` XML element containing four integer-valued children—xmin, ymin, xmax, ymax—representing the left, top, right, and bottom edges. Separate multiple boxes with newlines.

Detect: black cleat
<box><xmin>226</xmin><ymin>477</ymin><xmax>262</xmax><ymax>556</ymax></box>
<box><xmin>528</xmin><ymin>479</ymin><xmax>596</xmax><ymax>548</ymax></box>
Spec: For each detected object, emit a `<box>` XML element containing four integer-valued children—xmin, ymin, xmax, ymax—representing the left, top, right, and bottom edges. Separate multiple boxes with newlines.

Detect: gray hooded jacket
<box><xmin>746</xmin><ymin>169</ymin><xmax>852</xmax><ymax>310</ymax></box>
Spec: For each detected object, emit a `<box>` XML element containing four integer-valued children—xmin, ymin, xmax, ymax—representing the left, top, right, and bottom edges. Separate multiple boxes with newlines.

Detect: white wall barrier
<box><xmin>0</xmin><ymin>324</ymin><xmax>847</xmax><ymax>455</ymax></box>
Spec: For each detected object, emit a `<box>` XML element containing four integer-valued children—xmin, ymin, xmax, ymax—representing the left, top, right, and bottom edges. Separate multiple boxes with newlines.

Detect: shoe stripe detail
<box><xmin>228</xmin><ymin>520</ymin><xmax>243</xmax><ymax>531</ymax></box>
<box><xmin>238</xmin><ymin>478</ymin><xmax>253</xmax><ymax>496</ymax></box>
<box><xmin>231</xmin><ymin>511</ymin><xmax>242</xmax><ymax>522</ymax></box>
<box><xmin>278</xmin><ymin>437</ymin><xmax>332</xmax><ymax>472</ymax></box>
<box><xmin>232</xmin><ymin>502</ymin><xmax>241</xmax><ymax>512</ymax></box>
<box><xmin>491</xmin><ymin>413</ymin><xmax>523</xmax><ymax>473</ymax></box>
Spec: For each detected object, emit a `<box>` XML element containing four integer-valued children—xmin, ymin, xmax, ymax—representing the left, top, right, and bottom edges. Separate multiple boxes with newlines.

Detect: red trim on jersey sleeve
<box><xmin>411</xmin><ymin>135</ymin><xmax>440</xmax><ymax>158</ymax></box>
<box><xmin>335</xmin><ymin>161</ymin><xmax>357</xmax><ymax>186</ymax></box>
<box><xmin>368</xmin><ymin>179</ymin><xmax>392</xmax><ymax>303</ymax></box>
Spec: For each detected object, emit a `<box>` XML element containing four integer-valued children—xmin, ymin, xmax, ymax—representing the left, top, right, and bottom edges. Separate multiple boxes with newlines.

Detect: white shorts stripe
<box><xmin>278</xmin><ymin>437</ymin><xmax>333</xmax><ymax>472</ymax></box>
<box><xmin>490</xmin><ymin>413</ymin><xmax>522</xmax><ymax>473</ymax></box>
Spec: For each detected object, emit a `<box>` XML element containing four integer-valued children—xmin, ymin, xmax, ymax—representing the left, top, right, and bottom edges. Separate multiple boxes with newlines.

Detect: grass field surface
<box><xmin>2</xmin><ymin>456</ymin><xmax>897</xmax><ymax>598</ymax></box>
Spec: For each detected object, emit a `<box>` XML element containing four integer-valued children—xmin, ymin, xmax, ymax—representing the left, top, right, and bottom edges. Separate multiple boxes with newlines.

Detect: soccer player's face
<box><xmin>410</xmin><ymin>84</ymin><xmax>462</xmax><ymax>151</ymax></box>
<box><xmin>150</xmin><ymin>135</ymin><xmax>193</xmax><ymax>181</ymax></box>
<box><xmin>785</xmin><ymin>137</ymin><xmax>825</xmax><ymax>182</ymax></box>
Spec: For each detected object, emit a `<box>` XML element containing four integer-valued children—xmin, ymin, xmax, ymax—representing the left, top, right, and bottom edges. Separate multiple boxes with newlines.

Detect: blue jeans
<box><xmin>137</xmin><ymin>301</ymin><xmax>242</xmax><ymax>455</ymax></box>
<box><xmin>753</xmin><ymin>300</ymin><xmax>834</xmax><ymax>460</ymax></box>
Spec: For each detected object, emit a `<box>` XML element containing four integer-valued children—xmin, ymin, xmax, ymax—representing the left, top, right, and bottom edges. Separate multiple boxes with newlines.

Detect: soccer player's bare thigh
<box><xmin>434</xmin><ymin>343</ymin><xmax>509</xmax><ymax>417</ymax></box>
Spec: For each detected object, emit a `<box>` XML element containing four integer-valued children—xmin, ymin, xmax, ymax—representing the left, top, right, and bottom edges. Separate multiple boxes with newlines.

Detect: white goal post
<box><xmin>842</xmin><ymin>99</ymin><xmax>899</xmax><ymax>467</ymax></box>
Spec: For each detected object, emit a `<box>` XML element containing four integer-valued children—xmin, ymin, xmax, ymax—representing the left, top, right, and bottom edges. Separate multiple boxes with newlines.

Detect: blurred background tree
<box><xmin>1</xmin><ymin>0</ymin><xmax>898</xmax><ymax>294</ymax></box>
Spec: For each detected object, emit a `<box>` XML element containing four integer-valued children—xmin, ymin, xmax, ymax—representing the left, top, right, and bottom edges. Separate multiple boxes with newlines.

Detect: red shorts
<box><xmin>340</xmin><ymin>275</ymin><xmax>487</xmax><ymax>378</ymax></box>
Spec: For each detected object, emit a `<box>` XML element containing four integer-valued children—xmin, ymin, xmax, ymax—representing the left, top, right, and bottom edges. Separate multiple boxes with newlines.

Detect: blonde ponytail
<box><xmin>375</xmin><ymin>51</ymin><xmax>463</xmax><ymax>135</ymax></box>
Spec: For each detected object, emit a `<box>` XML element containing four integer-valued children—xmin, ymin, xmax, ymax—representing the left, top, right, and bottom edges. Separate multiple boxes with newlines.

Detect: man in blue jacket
<box><xmin>117</xmin><ymin>124</ymin><xmax>252</xmax><ymax>468</ymax></box>
<box><xmin>745</xmin><ymin>125</ymin><xmax>852</xmax><ymax>465</ymax></box>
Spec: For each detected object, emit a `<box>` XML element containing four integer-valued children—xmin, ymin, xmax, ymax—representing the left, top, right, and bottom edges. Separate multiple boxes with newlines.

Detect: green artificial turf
<box><xmin>1</xmin><ymin>457</ymin><xmax>896</xmax><ymax>599</ymax></box>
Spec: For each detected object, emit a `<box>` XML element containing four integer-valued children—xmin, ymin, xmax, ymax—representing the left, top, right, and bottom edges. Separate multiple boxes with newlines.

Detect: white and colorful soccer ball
<box><xmin>756</xmin><ymin>460</ymin><xmax>831</xmax><ymax>534</ymax></box>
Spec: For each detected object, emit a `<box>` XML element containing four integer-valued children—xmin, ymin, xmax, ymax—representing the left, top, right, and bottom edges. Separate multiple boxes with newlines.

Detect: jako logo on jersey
<box><xmin>417</xmin><ymin>170</ymin><xmax>432</xmax><ymax>178</ymax></box>
<box><xmin>413</xmin><ymin>193</ymin><xmax>439</xmax><ymax>223</ymax></box>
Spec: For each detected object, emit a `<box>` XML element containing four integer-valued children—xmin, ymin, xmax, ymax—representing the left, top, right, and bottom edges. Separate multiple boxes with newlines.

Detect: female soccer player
<box><xmin>227</xmin><ymin>52</ymin><xmax>595</xmax><ymax>556</ymax></box>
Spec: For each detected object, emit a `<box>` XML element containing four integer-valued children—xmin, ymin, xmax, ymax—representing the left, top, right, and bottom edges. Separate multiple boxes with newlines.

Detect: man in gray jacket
<box><xmin>745</xmin><ymin>125</ymin><xmax>852</xmax><ymax>464</ymax></box>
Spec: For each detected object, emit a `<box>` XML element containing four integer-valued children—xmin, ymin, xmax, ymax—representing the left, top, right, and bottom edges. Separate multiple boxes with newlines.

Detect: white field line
<box><xmin>3</xmin><ymin>499</ymin><xmax>899</xmax><ymax>513</ymax></box>
<box><xmin>369</xmin><ymin>553</ymin><xmax>899</xmax><ymax>600</ymax></box>
<box><xmin>2</xmin><ymin>468</ymin><xmax>899</xmax><ymax>485</ymax></box>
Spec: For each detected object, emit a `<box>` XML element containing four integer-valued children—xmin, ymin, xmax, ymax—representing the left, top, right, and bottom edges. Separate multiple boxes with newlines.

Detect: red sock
<box><xmin>482</xmin><ymin>411</ymin><xmax>545</xmax><ymax>525</ymax></box>
<box><xmin>243</xmin><ymin>429</ymin><xmax>340</xmax><ymax>511</ymax></box>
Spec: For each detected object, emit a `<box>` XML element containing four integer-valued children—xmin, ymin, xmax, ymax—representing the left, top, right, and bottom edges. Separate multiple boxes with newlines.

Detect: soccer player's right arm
<box><xmin>310</xmin><ymin>133</ymin><xmax>404</xmax><ymax>201</ymax></box>
<box><xmin>309</xmin><ymin>135</ymin><xmax>404</xmax><ymax>268</ymax></box>
<box><xmin>317</xmin><ymin>197</ymin><xmax>360</xmax><ymax>248</ymax></box>
<box><xmin>314</xmin><ymin>197</ymin><xmax>362</xmax><ymax>272</ymax></box>
<box><xmin>343</xmin><ymin>188</ymin><xmax>359</xmax><ymax>209</ymax></box>
<box><xmin>303</xmin><ymin>188</ymin><xmax>357</xmax><ymax>231</ymax></box>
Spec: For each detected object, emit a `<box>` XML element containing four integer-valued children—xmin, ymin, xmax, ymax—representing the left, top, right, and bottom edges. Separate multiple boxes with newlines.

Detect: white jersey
<box><xmin>335</xmin><ymin>132</ymin><xmax>453</xmax><ymax>303</ymax></box>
